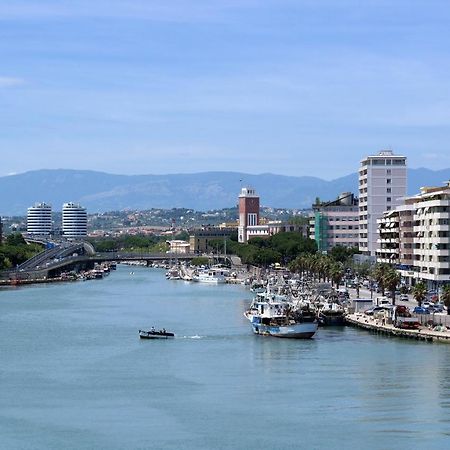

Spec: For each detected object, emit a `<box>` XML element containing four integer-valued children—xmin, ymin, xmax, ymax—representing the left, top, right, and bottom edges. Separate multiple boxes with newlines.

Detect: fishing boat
<box><xmin>244</xmin><ymin>294</ymin><xmax>318</xmax><ymax>339</ymax></box>
<box><xmin>318</xmin><ymin>302</ymin><xmax>345</xmax><ymax>326</ymax></box>
<box><xmin>139</xmin><ymin>329</ymin><xmax>175</xmax><ymax>339</ymax></box>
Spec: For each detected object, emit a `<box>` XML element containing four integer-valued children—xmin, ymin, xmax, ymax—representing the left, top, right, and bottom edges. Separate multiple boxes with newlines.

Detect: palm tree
<box><xmin>330</xmin><ymin>263</ymin><xmax>344</xmax><ymax>289</ymax></box>
<box><xmin>372</xmin><ymin>263</ymin><xmax>390</xmax><ymax>296</ymax></box>
<box><xmin>440</xmin><ymin>284</ymin><xmax>450</xmax><ymax>315</ymax></box>
<box><xmin>412</xmin><ymin>281</ymin><xmax>427</xmax><ymax>307</ymax></box>
<box><xmin>384</xmin><ymin>269</ymin><xmax>400</xmax><ymax>306</ymax></box>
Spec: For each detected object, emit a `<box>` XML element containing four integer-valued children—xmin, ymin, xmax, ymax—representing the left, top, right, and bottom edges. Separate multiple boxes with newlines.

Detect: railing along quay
<box><xmin>345</xmin><ymin>313</ymin><xmax>450</xmax><ymax>343</ymax></box>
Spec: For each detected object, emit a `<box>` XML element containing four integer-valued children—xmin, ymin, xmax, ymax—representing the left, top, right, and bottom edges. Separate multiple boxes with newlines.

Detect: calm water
<box><xmin>1</xmin><ymin>266</ymin><xmax>450</xmax><ymax>450</ymax></box>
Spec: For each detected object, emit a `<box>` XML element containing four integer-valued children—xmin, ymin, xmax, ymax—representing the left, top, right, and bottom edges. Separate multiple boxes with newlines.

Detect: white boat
<box><xmin>193</xmin><ymin>268</ymin><xmax>227</xmax><ymax>284</ymax></box>
<box><xmin>244</xmin><ymin>295</ymin><xmax>318</xmax><ymax>339</ymax></box>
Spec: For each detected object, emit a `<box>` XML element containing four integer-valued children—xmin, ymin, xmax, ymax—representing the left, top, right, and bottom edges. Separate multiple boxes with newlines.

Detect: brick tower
<box><xmin>238</xmin><ymin>187</ymin><xmax>260</xmax><ymax>243</ymax></box>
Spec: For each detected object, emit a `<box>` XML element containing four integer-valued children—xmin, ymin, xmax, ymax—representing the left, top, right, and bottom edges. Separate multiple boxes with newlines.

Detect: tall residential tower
<box><xmin>62</xmin><ymin>202</ymin><xmax>87</xmax><ymax>239</ymax></box>
<box><xmin>27</xmin><ymin>202</ymin><xmax>53</xmax><ymax>235</ymax></box>
<box><xmin>358</xmin><ymin>150</ymin><xmax>407</xmax><ymax>258</ymax></box>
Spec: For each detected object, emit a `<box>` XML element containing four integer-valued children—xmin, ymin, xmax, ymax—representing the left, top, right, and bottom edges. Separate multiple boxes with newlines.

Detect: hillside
<box><xmin>0</xmin><ymin>168</ymin><xmax>449</xmax><ymax>215</ymax></box>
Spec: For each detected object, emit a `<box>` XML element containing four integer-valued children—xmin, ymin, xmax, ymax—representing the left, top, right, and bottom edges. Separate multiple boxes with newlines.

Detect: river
<box><xmin>1</xmin><ymin>265</ymin><xmax>449</xmax><ymax>449</ymax></box>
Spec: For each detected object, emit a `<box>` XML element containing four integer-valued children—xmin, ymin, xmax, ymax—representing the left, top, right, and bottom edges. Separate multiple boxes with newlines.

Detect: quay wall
<box><xmin>346</xmin><ymin>313</ymin><xmax>450</xmax><ymax>344</ymax></box>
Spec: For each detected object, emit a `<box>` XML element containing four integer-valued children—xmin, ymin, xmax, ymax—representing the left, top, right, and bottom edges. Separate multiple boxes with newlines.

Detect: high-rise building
<box><xmin>0</xmin><ymin>216</ymin><xmax>3</xmax><ymax>244</ymax></box>
<box><xmin>27</xmin><ymin>202</ymin><xmax>53</xmax><ymax>235</ymax></box>
<box><xmin>62</xmin><ymin>202</ymin><xmax>87</xmax><ymax>239</ymax></box>
<box><xmin>309</xmin><ymin>192</ymin><xmax>359</xmax><ymax>253</ymax></box>
<box><xmin>238</xmin><ymin>187</ymin><xmax>260</xmax><ymax>243</ymax></box>
<box><xmin>358</xmin><ymin>150</ymin><xmax>407</xmax><ymax>258</ymax></box>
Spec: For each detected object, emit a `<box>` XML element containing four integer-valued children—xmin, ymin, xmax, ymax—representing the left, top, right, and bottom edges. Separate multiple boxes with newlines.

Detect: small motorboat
<box><xmin>139</xmin><ymin>329</ymin><xmax>175</xmax><ymax>339</ymax></box>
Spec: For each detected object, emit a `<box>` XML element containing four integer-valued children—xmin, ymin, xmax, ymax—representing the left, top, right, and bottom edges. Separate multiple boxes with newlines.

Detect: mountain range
<box><xmin>1</xmin><ymin>168</ymin><xmax>450</xmax><ymax>216</ymax></box>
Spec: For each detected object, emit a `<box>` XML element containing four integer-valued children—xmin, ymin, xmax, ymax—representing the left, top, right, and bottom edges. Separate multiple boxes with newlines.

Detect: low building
<box><xmin>309</xmin><ymin>192</ymin><xmax>359</xmax><ymax>253</ymax></box>
<box><xmin>247</xmin><ymin>221</ymin><xmax>309</xmax><ymax>240</ymax></box>
<box><xmin>166</xmin><ymin>240</ymin><xmax>191</xmax><ymax>254</ymax></box>
<box><xmin>189</xmin><ymin>227</ymin><xmax>235</xmax><ymax>253</ymax></box>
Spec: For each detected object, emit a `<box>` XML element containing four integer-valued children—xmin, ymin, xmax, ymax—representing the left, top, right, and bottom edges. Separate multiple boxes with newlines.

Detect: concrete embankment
<box><xmin>0</xmin><ymin>277</ymin><xmax>76</xmax><ymax>287</ymax></box>
<box><xmin>346</xmin><ymin>313</ymin><xmax>450</xmax><ymax>343</ymax></box>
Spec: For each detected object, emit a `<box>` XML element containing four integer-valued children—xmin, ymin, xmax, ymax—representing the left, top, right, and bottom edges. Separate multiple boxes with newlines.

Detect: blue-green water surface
<box><xmin>1</xmin><ymin>266</ymin><xmax>450</xmax><ymax>449</ymax></box>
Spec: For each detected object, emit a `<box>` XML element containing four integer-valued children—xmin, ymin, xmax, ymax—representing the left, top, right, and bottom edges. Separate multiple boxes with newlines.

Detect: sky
<box><xmin>1</xmin><ymin>0</ymin><xmax>450</xmax><ymax>179</ymax></box>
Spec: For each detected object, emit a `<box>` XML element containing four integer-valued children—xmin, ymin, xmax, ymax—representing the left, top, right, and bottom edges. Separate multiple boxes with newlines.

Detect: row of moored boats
<box><xmin>244</xmin><ymin>279</ymin><xmax>347</xmax><ymax>339</ymax></box>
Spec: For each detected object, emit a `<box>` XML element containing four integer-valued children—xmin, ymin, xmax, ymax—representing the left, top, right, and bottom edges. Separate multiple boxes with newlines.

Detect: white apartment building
<box><xmin>309</xmin><ymin>192</ymin><xmax>359</xmax><ymax>253</ymax></box>
<box><xmin>27</xmin><ymin>202</ymin><xmax>53</xmax><ymax>235</ymax></box>
<box><xmin>376</xmin><ymin>182</ymin><xmax>450</xmax><ymax>287</ymax></box>
<box><xmin>376</xmin><ymin>203</ymin><xmax>414</xmax><ymax>280</ymax></box>
<box><xmin>359</xmin><ymin>150</ymin><xmax>407</xmax><ymax>258</ymax></box>
<box><xmin>62</xmin><ymin>202</ymin><xmax>87</xmax><ymax>239</ymax></box>
<box><xmin>412</xmin><ymin>183</ymin><xmax>450</xmax><ymax>286</ymax></box>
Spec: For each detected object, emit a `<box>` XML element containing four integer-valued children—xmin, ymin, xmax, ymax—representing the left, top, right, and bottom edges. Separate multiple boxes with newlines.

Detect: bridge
<box><xmin>1</xmin><ymin>241</ymin><xmax>233</xmax><ymax>281</ymax></box>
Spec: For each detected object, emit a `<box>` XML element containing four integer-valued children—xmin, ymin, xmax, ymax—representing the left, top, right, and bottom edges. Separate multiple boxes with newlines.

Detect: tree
<box><xmin>440</xmin><ymin>285</ymin><xmax>450</xmax><ymax>315</ymax></box>
<box><xmin>412</xmin><ymin>282</ymin><xmax>427</xmax><ymax>307</ymax></box>
<box><xmin>329</xmin><ymin>263</ymin><xmax>344</xmax><ymax>288</ymax></box>
<box><xmin>384</xmin><ymin>269</ymin><xmax>400</xmax><ymax>306</ymax></box>
<box><xmin>191</xmin><ymin>257</ymin><xmax>209</xmax><ymax>266</ymax></box>
<box><xmin>372</xmin><ymin>263</ymin><xmax>391</xmax><ymax>296</ymax></box>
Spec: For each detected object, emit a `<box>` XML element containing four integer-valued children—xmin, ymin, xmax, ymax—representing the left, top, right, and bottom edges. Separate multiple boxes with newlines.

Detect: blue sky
<box><xmin>1</xmin><ymin>0</ymin><xmax>450</xmax><ymax>179</ymax></box>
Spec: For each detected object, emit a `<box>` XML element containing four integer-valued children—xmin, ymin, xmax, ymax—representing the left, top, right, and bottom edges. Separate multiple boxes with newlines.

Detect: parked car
<box><xmin>413</xmin><ymin>306</ymin><xmax>429</xmax><ymax>314</ymax></box>
<box><xmin>365</xmin><ymin>306</ymin><xmax>392</xmax><ymax>316</ymax></box>
<box><xmin>400</xmin><ymin>294</ymin><xmax>409</xmax><ymax>301</ymax></box>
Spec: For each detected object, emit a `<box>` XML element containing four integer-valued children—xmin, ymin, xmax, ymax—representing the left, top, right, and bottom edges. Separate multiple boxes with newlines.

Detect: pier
<box><xmin>346</xmin><ymin>313</ymin><xmax>450</xmax><ymax>343</ymax></box>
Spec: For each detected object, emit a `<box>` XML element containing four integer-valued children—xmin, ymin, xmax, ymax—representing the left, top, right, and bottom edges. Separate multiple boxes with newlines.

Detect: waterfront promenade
<box><xmin>346</xmin><ymin>313</ymin><xmax>450</xmax><ymax>343</ymax></box>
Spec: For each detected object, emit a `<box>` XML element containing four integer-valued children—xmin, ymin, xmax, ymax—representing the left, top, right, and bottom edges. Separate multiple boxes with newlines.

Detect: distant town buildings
<box><xmin>26</xmin><ymin>202</ymin><xmax>53</xmax><ymax>235</ymax></box>
<box><xmin>309</xmin><ymin>192</ymin><xmax>359</xmax><ymax>252</ymax></box>
<box><xmin>358</xmin><ymin>150</ymin><xmax>407</xmax><ymax>258</ymax></box>
<box><xmin>62</xmin><ymin>202</ymin><xmax>87</xmax><ymax>239</ymax></box>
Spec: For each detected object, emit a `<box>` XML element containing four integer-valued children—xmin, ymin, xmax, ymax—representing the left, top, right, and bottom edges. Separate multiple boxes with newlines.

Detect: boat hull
<box><xmin>139</xmin><ymin>330</ymin><xmax>174</xmax><ymax>339</ymax></box>
<box><xmin>318</xmin><ymin>313</ymin><xmax>345</xmax><ymax>326</ymax></box>
<box><xmin>250</xmin><ymin>321</ymin><xmax>318</xmax><ymax>339</ymax></box>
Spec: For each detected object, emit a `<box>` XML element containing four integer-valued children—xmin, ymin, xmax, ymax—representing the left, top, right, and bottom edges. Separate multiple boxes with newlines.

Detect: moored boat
<box><xmin>244</xmin><ymin>296</ymin><xmax>318</xmax><ymax>339</ymax></box>
<box><xmin>193</xmin><ymin>267</ymin><xmax>227</xmax><ymax>284</ymax></box>
<box><xmin>318</xmin><ymin>302</ymin><xmax>345</xmax><ymax>326</ymax></box>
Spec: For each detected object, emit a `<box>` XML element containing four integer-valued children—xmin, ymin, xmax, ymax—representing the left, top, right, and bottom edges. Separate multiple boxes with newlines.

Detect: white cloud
<box><xmin>0</xmin><ymin>77</ymin><xmax>25</xmax><ymax>88</ymax></box>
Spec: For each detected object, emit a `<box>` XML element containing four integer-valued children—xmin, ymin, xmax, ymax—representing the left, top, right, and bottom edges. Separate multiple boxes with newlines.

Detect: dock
<box><xmin>345</xmin><ymin>313</ymin><xmax>450</xmax><ymax>343</ymax></box>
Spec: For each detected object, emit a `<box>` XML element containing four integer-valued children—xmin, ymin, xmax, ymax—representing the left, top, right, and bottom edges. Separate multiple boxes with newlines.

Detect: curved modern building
<box><xmin>62</xmin><ymin>202</ymin><xmax>87</xmax><ymax>239</ymax></box>
<box><xmin>27</xmin><ymin>202</ymin><xmax>53</xmax><ymax>235</ymax></box>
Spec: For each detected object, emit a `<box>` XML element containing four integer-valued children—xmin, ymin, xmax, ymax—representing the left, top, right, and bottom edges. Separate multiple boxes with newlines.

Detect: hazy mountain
<box><xmin>0</xmin><ymin>168</ymin><xmax>449</xmax><ymax>216</ymax></box>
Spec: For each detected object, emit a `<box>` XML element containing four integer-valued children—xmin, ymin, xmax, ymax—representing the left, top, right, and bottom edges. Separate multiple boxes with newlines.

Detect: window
<box><xmin>387</xmin><ymin>188</ymin><xmax>391</xmax><ymax>193</ymax></box>
<box><xmin>387</xmin><ymin>197</ymin><xmax>391</xmax><ymax>202</ymax></box>
<box><xmin>247</xmin><ymin>213</ymin><xmax>257</xmax><ymax>226</ymax></box>
<box><xmin>387</xmin><ymin>179</ymin><xmax>391</xmax><ymax>184</ymax></box>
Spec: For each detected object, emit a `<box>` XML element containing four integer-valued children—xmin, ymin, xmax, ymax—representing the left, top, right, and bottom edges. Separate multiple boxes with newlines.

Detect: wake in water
<box><xmin>179</xmin><ymin>335</ymin><xmax>205</xmax><ymax>339</ymax></box>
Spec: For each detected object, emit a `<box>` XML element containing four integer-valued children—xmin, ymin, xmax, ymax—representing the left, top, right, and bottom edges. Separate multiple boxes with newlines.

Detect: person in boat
<box><xmin>151</xmin><ymin>326</ymin><xmax>155</xmax><ymax>332</ymax></box>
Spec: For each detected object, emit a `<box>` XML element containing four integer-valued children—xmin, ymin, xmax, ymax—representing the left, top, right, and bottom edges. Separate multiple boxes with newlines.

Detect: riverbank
<box><xmin>346</xmin><ymin>312</ymin><xmax>450</xmax><ymax>343</ymax></box>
